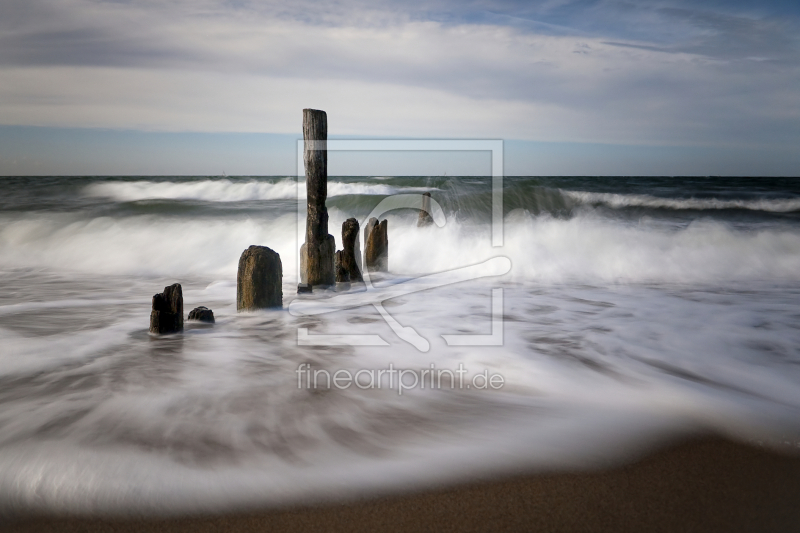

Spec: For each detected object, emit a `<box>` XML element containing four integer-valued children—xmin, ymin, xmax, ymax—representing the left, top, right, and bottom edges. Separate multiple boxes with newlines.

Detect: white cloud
<box><xmin>0</xmin><ymin>0</ymin><xmax>797</xmax><ymax>150</ymax></box>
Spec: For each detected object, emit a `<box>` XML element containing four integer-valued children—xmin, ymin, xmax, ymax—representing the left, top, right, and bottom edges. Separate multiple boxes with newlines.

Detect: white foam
<box><xmin>1</xmin><ymin>276</ymin><xmax>799</xmax><ymax>517</ymax></box>
<box><xmin>86</xmin><ymin>179</ymin><xmax>299</xmax><ymax>202</ymax></box>
<box><xmin>85</xmin><ymin>179</ymin><xmax>435</xmax><ymax>202</ymax></box>
<box><xmin>563</xmin><ymin>190</ymin><xmax>800</xmax><ymax>212</ymax></box>
<box><xmin>388</xmin><ymin>210</ymin><xmax>800</xmax><ymax>284</ymax></box>
<box><xmin>0</xmin><ymin>213</ymin><xmax>300</xmax><ymax>279</ymax></box>
<box><xmin>1</xmin><ymin>209</ymin><xmax>800</xmax><ymax>284</ymax></box>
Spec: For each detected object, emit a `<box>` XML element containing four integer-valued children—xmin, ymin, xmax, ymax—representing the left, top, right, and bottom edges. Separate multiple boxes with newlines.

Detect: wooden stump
<box><xmin>237</xmin><ymin>245</ymin><xmax>282</xmax><ymax>311</ymax></box>
<box><xmin>418</xmin><ymin>192</ymin><xmax>434</xmax><ymax>227</ymax></box>
<box><xmin>187</xmin><ymin>306</ymin><xmax>215</xmax><ymax>323</ymax></box>
<box><xmin>364</xmin><ymin>217</ymin><xmax>388</xmax><ymax>273</ymax></box>
<box><xmin>297</xmin><ymin>283</ymin><xmax>312</xmax><ymax>294</ymax></box>
<box><xmin>335</xmin><ymin>250</ymin><xmax>350</xmax><ymax>286</ymax></box>
<box><xmin>149</xmin><ymin>283</ymin><xmax>183</xmax><ymax>334</ymax></box>
<box><xmin>301</xmin><ymin>108</ymin><xmax>335</xmax><ymax>286</ymax></box>
<box><xmin>340</xmin><ymin>217</ymin><xmax>363</xmax><ymax>282</ymax></box>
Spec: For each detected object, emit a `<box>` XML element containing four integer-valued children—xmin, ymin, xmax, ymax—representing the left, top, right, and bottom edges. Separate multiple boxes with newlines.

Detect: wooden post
<box><xmin>340</xmin><ymin>217</ymin><xmax>363</xmax><ymax>282</ymax></box>
<box><xmin>237</xmin><ymin>245</ymin><xmax>282</xmax><ymax>310</ymax></box>
<box><xmin>150</xmin><ymin>283</ymin><xmax>183</xmax><ymax>334</ymax></box>
<box><xmin>364</xmin><ymin>217</ymin><xmax>388</xmax><ymax>273</ymax></box>
<box><xmin>300</xmin><ymin>108</ymin><xmax>335</xmax><ymax>287</ymax></box>
<box><xmin>418</xmin><ymin>192</ymin><xmax>434</xmax><ymax>227</ymax></box>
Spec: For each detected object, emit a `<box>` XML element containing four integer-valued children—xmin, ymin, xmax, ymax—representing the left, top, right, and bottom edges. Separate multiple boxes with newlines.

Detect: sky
<box><xmin>0</xmin><ymin>0</ymin><xmax>798</xmax><ymax>176</ymax></box>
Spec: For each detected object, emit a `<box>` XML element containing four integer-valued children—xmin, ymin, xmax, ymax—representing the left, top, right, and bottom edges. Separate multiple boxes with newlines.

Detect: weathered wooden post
<box><xmin>150</xmin><ymin>283</ymin><xmax>183</xmax><ymax>334</ymax></box>
<box><xmin>237</xmin><ymin>245</ymin><xmax>282</xmax><ymax>310</ymax></box>
<box><xmin>299</xmin><ymin>108</ymin><xmax>335</xmax><ymax>287</ymax></box>
<box><xmin>418</xmin><ymin>192</ymin><xmax>434</xmax><ymax>227</ymax></box>
<box><xmin>364</xmin><ymin>217</ymin><xmax>388</xmax><ymax>273</ymax></box>
<box><xmin>340</xmin><ymin>217</ymin><xmax>363</xmax><ymax>282</ymax></box>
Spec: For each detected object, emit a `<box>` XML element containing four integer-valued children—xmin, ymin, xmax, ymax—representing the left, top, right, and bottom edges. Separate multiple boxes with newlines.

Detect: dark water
<box><xmin>1</xmin><ymin>175</ymin><xmax>800</xmax><ymax>516</ymax></box>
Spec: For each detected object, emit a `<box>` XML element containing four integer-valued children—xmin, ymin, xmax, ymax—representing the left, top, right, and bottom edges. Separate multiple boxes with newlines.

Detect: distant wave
<box><xmin>563</xmin><ymin>191</ymin><xmax>800</xmax><ymax>213</ymax></box>
<box><xmin>328</xmin><ymin>182</ymin><xmax>434</xmax><ymax>196</ymax></box>
<box><xmin>85</xmin><ymin>179</ymin><xmax>434</xmax><ymax>202</ymax></box>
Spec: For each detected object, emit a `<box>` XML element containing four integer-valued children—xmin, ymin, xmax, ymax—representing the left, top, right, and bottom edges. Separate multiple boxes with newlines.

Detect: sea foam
<box><xmin>562</xmin><ymin>190</ymin><xmax>800</xmax><ymax>212</ymax></box>
<box><xmin>1</xmin><ymin>209</ymin><xmax>800</xmax><ymax>284</ymax></box>
<box><xmin>85</xmin><ymin>179</ymin><xmax>435</xmax><ymax>202</ymax></box>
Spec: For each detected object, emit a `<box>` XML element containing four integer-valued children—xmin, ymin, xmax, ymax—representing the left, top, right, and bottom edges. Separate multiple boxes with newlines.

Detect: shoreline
<box><xmin>6</xmin><ymin>436</ymin><xmax>800</xmax><ymax>533</ymax></box>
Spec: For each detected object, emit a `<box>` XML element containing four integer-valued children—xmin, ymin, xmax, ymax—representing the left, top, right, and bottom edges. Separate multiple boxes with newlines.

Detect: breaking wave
<box><xmin>2</xmin><ymin>209</ymin><xmax>800</xmax><ymax>284</ymax></box>
<box><xmin>563</xmin><ymin>190</ymin><xmax>800</xmax><ymax>213</ymax></box>
<box><xmin>85</xmin><ymin>179</ymin><xmax>435</xmax><ymax>203</ymax></box>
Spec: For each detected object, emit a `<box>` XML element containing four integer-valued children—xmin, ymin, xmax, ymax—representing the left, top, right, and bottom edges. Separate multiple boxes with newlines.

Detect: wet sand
<box><xmin>5</xmin><ymin>437</ymin><xmax>800</xmax><ymax>533</ymax></box>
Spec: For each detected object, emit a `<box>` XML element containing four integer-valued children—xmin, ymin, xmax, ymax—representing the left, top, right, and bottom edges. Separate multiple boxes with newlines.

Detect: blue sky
<box><xmin>0</xmin><ymin>0</ymin><xmax>798</xmax><ymax>175</ymax></box>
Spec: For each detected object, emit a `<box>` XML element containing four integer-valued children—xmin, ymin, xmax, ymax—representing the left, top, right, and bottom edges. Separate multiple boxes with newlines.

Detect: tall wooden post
<box><xmin>300</xmin><ymin>109</ymin><xmax>335</xmax><ymax>286</ymax></box>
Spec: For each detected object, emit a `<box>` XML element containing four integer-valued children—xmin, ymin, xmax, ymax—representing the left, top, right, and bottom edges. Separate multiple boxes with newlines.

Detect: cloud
<box><xmin>0</xmin><ymin>0</ymin><xmax>797</xmax><ymax>152</ymax></box>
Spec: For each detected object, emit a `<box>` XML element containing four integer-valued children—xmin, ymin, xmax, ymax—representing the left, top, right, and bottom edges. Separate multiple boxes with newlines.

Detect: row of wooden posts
<box><xmin>150</xmin><ymin>108</ymin><xmax>425</xmax><ymax>334</ymax></box>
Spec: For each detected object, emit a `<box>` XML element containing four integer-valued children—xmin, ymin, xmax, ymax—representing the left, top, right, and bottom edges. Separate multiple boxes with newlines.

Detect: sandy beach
<box><xmin>6</xmin><ymin>436</ymin><xmax>800</xmax><ymax>533</ymax></box>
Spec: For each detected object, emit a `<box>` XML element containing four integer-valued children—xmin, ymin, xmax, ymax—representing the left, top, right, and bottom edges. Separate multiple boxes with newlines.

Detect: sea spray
<box><xmin>2</xmin><ymin>207</ymin><xmax>800</xmax><ymax>283</ymax></box>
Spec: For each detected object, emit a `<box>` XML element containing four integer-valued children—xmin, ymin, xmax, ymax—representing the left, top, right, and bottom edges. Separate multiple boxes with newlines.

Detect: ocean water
<box><xmin>1</xmin><ymin>175</ymin><xmax>800</xmax><ymax>516</ymax></box>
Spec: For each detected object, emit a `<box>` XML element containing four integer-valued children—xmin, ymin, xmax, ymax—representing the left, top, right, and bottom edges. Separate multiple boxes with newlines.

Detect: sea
<box><xmin>1</xmin><ymin>175</ymin><xmax>800</xmax><ymax>517</ymax></box>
